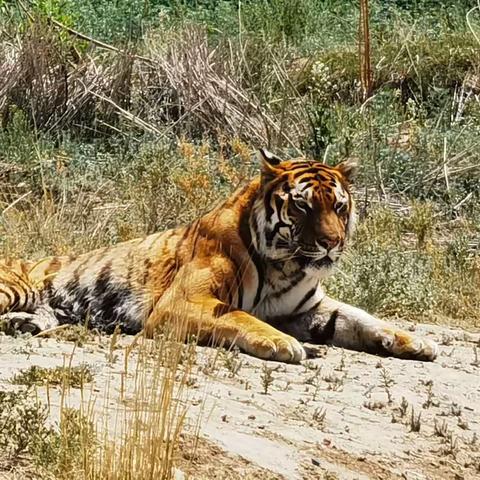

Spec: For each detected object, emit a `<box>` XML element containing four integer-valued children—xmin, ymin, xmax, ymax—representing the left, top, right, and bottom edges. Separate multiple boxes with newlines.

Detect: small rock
<box><xmin>401</xmin><ymin>471</ymin><xmax>426</xmax><ymax>480</ymax></box>
<box><xmin>173</xmin><ymin>468</ymin><xmax>185</xmax><ymax>480</ymax></box>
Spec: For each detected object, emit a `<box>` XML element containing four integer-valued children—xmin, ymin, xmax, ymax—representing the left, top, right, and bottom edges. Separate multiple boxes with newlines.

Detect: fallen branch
<box><xmin>17</xmin><ymin>0</ymin><xmax>155</xmax><ymax>65</ymax></box>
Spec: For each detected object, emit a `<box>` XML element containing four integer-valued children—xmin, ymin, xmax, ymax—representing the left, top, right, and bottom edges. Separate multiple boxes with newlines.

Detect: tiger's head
<box><xmin>251</xmin><ymin>148</ymin><xmax>357</xmax><ymax>275</ymax></box>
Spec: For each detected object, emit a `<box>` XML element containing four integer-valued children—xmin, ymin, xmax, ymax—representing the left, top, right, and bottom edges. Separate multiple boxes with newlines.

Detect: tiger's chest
<box><xmin>244</xmin><ymin>261</ymin><xmax>325</xmax><ymax>320</ymax></box>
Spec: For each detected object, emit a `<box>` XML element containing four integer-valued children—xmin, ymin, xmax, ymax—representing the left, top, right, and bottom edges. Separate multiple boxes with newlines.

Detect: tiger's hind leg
<box><xmin>0</xmin><ymin>306</ymin><xmax>59</xmax><ymax>336</ymax></box>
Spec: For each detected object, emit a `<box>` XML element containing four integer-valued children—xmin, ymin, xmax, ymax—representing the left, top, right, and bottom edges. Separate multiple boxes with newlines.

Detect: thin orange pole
<box><xmin>359</xmin><ymin>0</ymin><xmax>372</xmax><ymax>101</ymax></box>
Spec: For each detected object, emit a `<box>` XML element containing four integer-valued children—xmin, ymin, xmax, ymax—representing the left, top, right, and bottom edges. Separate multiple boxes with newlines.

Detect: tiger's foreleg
<box><xmin>314</xmin><ymin>296</ymin><xmax>438</xmax><ymax>360</ymax></box>
<box><xmin>144</xmin><ymin>270</ymin><xmax>306</xmax><ymax>362</ymax></box>
<box><xmin>278</xmin><ymin>295</ymin><xmax>438</xmax><ymax>361</ymax></box>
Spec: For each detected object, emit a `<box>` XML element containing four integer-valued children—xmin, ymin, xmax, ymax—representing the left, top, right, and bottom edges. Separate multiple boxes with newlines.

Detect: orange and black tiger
<box><xmin>0</xmin><ymin>149</ymin><xmax>438</xmax><ymax>362</ymax></box>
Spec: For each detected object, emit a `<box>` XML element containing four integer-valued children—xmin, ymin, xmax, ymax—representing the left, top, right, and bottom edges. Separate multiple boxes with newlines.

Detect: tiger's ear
<box><xmin>336</xmin><ymin>158</ymin><xmax>358</xmax><ymax>182</ymax></box>
<box><xmin>258</xmin><ymin>148</ymin><xmax>283</xmax><ymax>184</ymax></box>
<box><xmin>258</xmin><ymin>148</ymin><xmax>282</xmax><ymax>167</ymax></box>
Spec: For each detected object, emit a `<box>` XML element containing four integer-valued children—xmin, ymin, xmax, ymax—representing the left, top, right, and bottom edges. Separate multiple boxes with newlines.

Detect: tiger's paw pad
<box><xmin>381</xmin><ymin>330</ymin><xmax>438</xmax><ymax>361</ymax></box>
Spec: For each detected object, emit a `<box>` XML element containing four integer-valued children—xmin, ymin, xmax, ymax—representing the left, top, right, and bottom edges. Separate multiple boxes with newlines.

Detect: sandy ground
<box><xmin>0</xmin><ymin>320</ymin><xmax>479</xmax><ymax>480</ymax></box>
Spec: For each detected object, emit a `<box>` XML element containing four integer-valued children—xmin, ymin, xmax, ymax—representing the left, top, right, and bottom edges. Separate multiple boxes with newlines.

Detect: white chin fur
<box><xmin>304</xmin><ymin>263</ymin><xmax>335</xmax><ymax>279</ymax></box>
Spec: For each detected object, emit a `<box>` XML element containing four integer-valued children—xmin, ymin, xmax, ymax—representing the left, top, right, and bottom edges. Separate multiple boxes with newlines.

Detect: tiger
<box><xmin>0</xmin><ymin>148</ymin><xmax>438</xmax><ymax>363</ymax></box>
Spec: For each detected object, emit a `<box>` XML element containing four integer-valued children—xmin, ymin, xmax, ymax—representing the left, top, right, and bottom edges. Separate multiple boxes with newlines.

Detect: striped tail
<box><xmin>0</xmin><ymin>259</ymin><xmax>40</xmax><ymax>313</ymax></box>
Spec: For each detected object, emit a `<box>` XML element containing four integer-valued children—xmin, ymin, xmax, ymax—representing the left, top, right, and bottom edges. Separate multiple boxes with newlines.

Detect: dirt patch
<box><xmin>0</xmin><ymin>319</ymin><xmax>479</xmax><ymax>480</ymax></box>
<box><xmin>177</xmin><ymin>435</ymin><xmax>285</xmax><ymax>479</ymax></box>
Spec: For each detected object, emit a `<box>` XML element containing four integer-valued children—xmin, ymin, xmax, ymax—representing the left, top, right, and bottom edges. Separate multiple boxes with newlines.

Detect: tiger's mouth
<box><xmin>271</xmin><ymin>241</ymin><xmax>341</xmax><ymax>268</ymax></box>
<box><xmin>296</xmin><ymin>249</ymin><xmax>335</xmax><ymax>269</ymax></box>
<box><xmin>303</xmin><ymin>256</ymin><xmax>334</xmax><ymax>269</ymax></box>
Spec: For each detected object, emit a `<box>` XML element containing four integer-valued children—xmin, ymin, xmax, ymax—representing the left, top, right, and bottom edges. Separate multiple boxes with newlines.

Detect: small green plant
<box><xmin>422</xmin><ymin>380</ymin><xmax>436</xmax><ymax>408</ymax></box>
<box><xmin>223</xmin><ymin>347</ymin><xmax>244</xmax><ymax>378</ymax></box>
<box><xmin>323</xmin><ymin>372</ymin><xmax>344</xmax><ymax>392</ymax></box>
<box><xmin>364</xmin><ymin>400</ymin><xmax>386</xmax><ymax>411</ymax></box>
<box><xmin>260</xmin><ymin>363</ymin><xmax>275</xmax><ymax>395</ymax></box>
<box><xmin>312</xmin><ymin>407</ymin><xmax>327</xmax><ymax>428</ymax></box>
<box><xmin>11</xmin><ymin>364</ymin><xmax>94</xmax><ymax>388</ymax></box>
<box><xmin>410</xmin><ymin>408</ymin><xmax>422</xmax><ymax>432</ymax></box>
<box><xmin>399</xmin><ymin>397</ymin><xmax>409</xmax><ymax>418</ymax></box>
<box><xmin>433</xmin><ymin>419</ymin><xmax>450</xmax><ymax>438</ymax></box>
<box><xmin>450</xmin><ymin>402</ymin><xmax>462</xmax><ymax>417</ymax></box>
<box><xmin>434</xmin><ymin>418</ymin><xmax>449</xmax><ymax>438</ymax></box>
<box><xmin>51</xmin><ymin>324</ymin><xmax>96</xmax><ymax>346</ymax></box>
<box><xmin>441</xmin><ymin>334</ymin><xmax>454</xmax><ymax>346</ymax></box>
<box><xmin>303</xmin><ymin>360</ymin><xmax>320</xmax><ymax>371</ymax></box>
<box><xmin>0</xmin><ymin>389</ymin><xmax>52</xmax><ymax>459</ymax></box>
<box><xmin>391</xmin><ymin>396</ymin><xmax>409</xmax><ymax>424</ymax></box>
<box><xmin>380</xmin><ymin>367</ymin><xmax>394</xmax><ymax>404</ymax></box>
<box><xmin>306</xmin><ymin>367</ymin><xmax>322</xmax><ymax>401</ymax></box>
<box><xmin>0</xmin><ymin>389</ymin><xmax>95</xmax><ymax>475</ymax></box>
<box><xmin>457</xmin><ymin>416</ymin><xmax>469</xmax><ymax>430</ymax></box>
<box><xmin>440</xmin><ymin>432</ymin><xmax>459</xmax><ymax>458</ymax></box>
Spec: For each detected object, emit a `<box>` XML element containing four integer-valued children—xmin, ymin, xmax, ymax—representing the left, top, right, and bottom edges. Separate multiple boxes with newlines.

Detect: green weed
<box><xmin>11</xmin><ymin>365</ymin><xmax>94</xmax><ymax>389</ymax></box>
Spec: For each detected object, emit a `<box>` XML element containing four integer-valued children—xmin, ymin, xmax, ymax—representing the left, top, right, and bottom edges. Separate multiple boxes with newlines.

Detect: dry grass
<box><xmin>0</xmin><ymin>328</ymin><xmax>203</xmax><ymax>480</ymax></box>
<box><xmin>0</xmin><ymin>19</ymin><xmax>133</xmax><ymax>134</ymax></box>
<box><xmin>89</xmin><ymin>334</ymin><xmax>199</xmax><ymax>480</ymax></box>
<box><xmin>0</xmin><ymin>135</ymin><xmax>255</xmax><ymax>260</ymax></box>
<box><xmin>0</xmin><ymin>17</ymin><xmax>309</xmax><ymax>149</ymax></box>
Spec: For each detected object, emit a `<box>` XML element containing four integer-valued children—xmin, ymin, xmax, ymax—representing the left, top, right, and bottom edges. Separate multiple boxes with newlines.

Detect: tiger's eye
<box><xmin>282</xmin><ymin>183</ymin><xmax>291</xmax><ymax>193</ymax></box>
<box><xmin>293</xmin><ymin>199</ymin><xmax>308</xmax><ymax>213</ymax></box>
<box><xmin>335</xmin><ymin>202</ymin><xmax>348</xmax><ymax>215</ymax></box>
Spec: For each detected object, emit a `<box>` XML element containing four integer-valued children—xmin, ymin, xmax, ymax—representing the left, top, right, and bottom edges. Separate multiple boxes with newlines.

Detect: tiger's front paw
<box><xmin>243</xmin><ymin>332</ymin><xmax>306</xmax><ymax>363</ymax></box>
<box><xmin>381</xmin><ymin>329</ymin><xmax>438</xmax><ymax>361</ymax></box>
